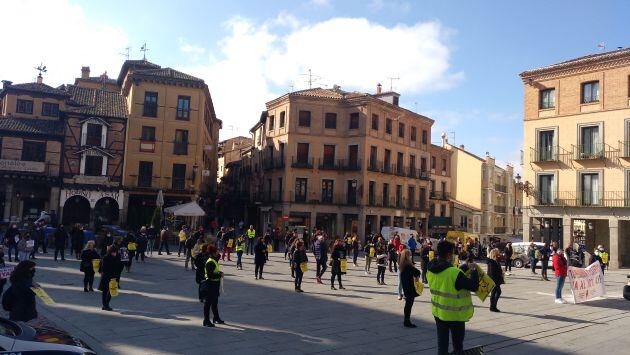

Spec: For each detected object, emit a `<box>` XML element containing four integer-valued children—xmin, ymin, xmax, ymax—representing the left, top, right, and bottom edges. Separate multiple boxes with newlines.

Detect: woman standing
<box><xmin>364</xmin><ymin>236</ymin><xmax>374</xmax><ymax>275</ymax></box>
<box><xmin>16</xmin><ymin>234</ymin><xmax>28</xmax><ymax>262</ymax></box>
<box><xmin>202</xmin><ymin>245</ymin><xmax>224</xmax><ymax>327</ymax></box>
<box><xmin>135</xmin><ymin>227</ymin><xmax>148</xmax><ymax>263</ymax></box>
<box><xmin>234</xmin><ymin>235</ymin><xmax>245</xmax><ymax>270</ymax></box>
<box><xmin>254</xmin><ymin>237</ymin><xmax>266</xmax><ymax>280</ymax></box>
<box><xmin>123</xmin><ymin>233</ymin><xmax>136</xmax><ymax>273</ymax></box>
<box><xmin>80</xmin><ymin>241</ymin><xmax>100</xmax><ymax>292</ymax></box>
<box><xmin>293</xmin><ymin>240</ymin><xmax>307</xmax><ymax>292</ymax></box>
<box><xmin>376</xmin><ymin>247</ymin><xmax>387</xmax><ymax>285</ymax></box>
<box><xmin>487</xmin><ymin>248</ymin><xmax>505</xmax><ymax>312</ymax></box>
<box><xmin>71</xmin><ymin>224</ymin><xmax>84</xmax><ymax>260</ymax></box>
<box><xmin>351</xmin><ymin>235</ymin><xmax>360</xmax><ymax>267</ymax></box>
<box><xmin>5</xmin><ymin>260</ymin><xmax>38</xmax><ymax>322</ymax></box>
<box><xmin>330</xmin><ymin>239</ymin><xmax>345</xmax><ymax>290</ymax></box>
<box><xmin>553</xmin><ymin>249</ymin><xmax>568</xmax><ymax>304</ymax></box>
<box><xmin>504</xmin><ymin>242</ymin><xmax>513</xmax><ymax>275</ymax></box>
<box><xmin>99</xmin><ymin>246</ymin><xmax>120</xmax><ymax>311</ymax></box>
<box><xmin>399</xmin><ymin>249</ymin><xmax>421</xmax><ymax>328</ymax></box>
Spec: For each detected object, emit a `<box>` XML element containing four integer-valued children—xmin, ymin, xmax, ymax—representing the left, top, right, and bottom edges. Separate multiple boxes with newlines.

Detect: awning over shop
<box><xmin>164</xmin><ymin>202</ymin><xmax>206</xmax><ymax>217</ymax></box>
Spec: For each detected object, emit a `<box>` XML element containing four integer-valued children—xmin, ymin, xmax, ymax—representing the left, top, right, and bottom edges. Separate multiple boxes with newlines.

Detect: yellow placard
<box><xmin>300</xmin><ymin>262</ymin><xmax>308</xmax><ymax>272</ymax></box>
<box><xmin>31</xmin><ymin>287</ymin><xmax>55</xmax><ymax>305</ymax></box>
<box><xmin>414</xmin><ymin>277</ymin><xmax>424</xmax><ymax>296</ymax></box>
<box><xmin>369</xmin><ymin>247</ymin><xmax>375</xmax><ymax>257</ymax></box>
<box><xmin>227</xmin><ymin>239</ymin><xmax>233</xmax><ymax>248</ymax></box>
<box><xmin>465</xmin><ymin>264</ymin><xmax>495</xmax><ymax>302</ymax></box>
<box><xmin>127</xmin><ymin>242</ymin><xmax>137</xmax><ymax>251</ymax></box>
<box><xmin>267</xmin><ymin>244</ymin><xmax>273</xmax><ymax>253</ymax></box>
<box><xmin>429</xmin><ymin>250</ymin><xmax>435</xmax><ymax>261</ymax></box>
<box><xmin>601</xmin><ymin>252</ymin><xmax>609</xmax><ymax>264</ymax></box>
<box><xmin>92</xmin><ymin>259</ymin><xmax>101</xmax><ymax>274</ymax></box>
<box><xmin>109</xmin><ymin>279</ymin><xmax>119</xmax><ymax>296</ymax></box>
<box><xmin>453</xmin><ymin>255</ymin><xmax>459</xmax><ymax>267</ymax></box>
<box><xmin>340</xmin><ymin>259</ymin><xmax>347</xmax><ymax>273</ymax></box>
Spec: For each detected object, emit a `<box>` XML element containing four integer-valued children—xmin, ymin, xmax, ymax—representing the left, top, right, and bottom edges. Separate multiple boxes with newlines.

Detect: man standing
<box><xmin>178</xmin><ymin>226</ymin><xmax>188</xmax><ymax>257</ymax></box>
<box><xmin>314</xmin><ymin>234</ymin><xmax>328</xmax><ymax>284</ymax></box>
<box><xmin>528</xmin><ymin>242</ymin><xmax>538</xmax><ymax>275</ymax></box>
<box><xmin>147</xmin><ymin>225</ymin><xmax>157</xmax><ymax>256</ymax></box>
<box><xmin>54</xmin><ymin>224</ymin><xmax>68</xmax><ymax>261</ymax></box>
<box><xmin>158</xmin><ymin>227</ymin><xmax>171</xmax><ymax>255</ymax></box>
<box><xmin>420</xmin><ymin>241</ymin><xmax>432</xmax><ymax>284</ymax></box>
<box><xmin>221</xmin><ymin>227</ymin><xmax>234</xmax><ymax>261</ymax></box>
<box><xmin>246</xmin><ymin>225</ymin><xmax>256</xmax><ymax>255</ymax></box>
<box><xmin>539</xmin><ymin>243</ymin><xmax>551</xmax><ymax>281</ymax></box>
<box><xmin>427</xmin><ymin>241</ymin><xmax>479</xmax><ymax>355</ymax></box>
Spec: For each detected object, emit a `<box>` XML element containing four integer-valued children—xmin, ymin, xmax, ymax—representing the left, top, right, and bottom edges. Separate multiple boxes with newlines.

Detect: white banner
<box><xmin>567</xmin><ymin>262</ymin><xmax>606</xmax><ymax>304</ymax></box>
<box><xmin>0</xmin><ymin>266</ymin><xmax>15</xmax><ymax>279</ymax></box>
<box><xmin>380</xmin><ymin>227</ymin><xmax>418</xmax><ymax>243</ymax></box>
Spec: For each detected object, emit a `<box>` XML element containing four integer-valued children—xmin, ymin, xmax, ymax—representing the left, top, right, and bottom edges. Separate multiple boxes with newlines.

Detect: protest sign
<box><xmin>31</xmin><ymin>287</ymin><xmax>55</xmax><ymax>305</ymax></box>
<box><xmin>0</xmin><ymin>266</ymin><xmax>15</xmax><ymax>279</ymax></box>
<box><xmin>567</xmin><ymin>262</ymin><xmax>606</xmax><ymax>304</ymax></box>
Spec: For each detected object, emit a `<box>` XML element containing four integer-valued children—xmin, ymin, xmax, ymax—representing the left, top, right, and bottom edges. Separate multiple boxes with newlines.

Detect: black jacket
<box><xmin>5</xmin><ymin>228</ymin><xmax>19</xmax><ymax>246</ymax></box>
<box><xmin>254</xmin><ymin>241</ymin><xmax>267</xmax><ymax>264</ymax></box>
<box><xmin>486</xmin><ymin>259</ymin><xmax>504</xmax><ymax>285</ymax></box>
<box><xmin>98</xmin><ymin>254</ymin><xmax>120</xmax><ymax>291</ymax></box>
<box><xmin>331</xmin><ymin>246</ymin><xmax>344</xmax><ymax>274</ymax></box>
<box><xmin>293</xmin><ymin>248</ymin><xmax>308</xmax><ymax>268</ymax></box>
<box><xmin>80</xmin><ymin>249</ymin><xmax>100</xmax><ymax>273</ymax></box>
<box><xmin>54</xmin><ymin>228</ymin><xmax>67</xmax><ymax>247</ymax></box>
<box><xmin>7</xmin><ymin>279</ymin><xmax>37</xmax><ymax>322</ymax></box>
<box><xmin>427</xmin><ymin>258</ymin><xmax>479</xmax><ymax>292</ymax></box>
<box><xmin>400</xmin><ymin>264</ymin><xmax>421</xmax><ymax>298</ymax></box>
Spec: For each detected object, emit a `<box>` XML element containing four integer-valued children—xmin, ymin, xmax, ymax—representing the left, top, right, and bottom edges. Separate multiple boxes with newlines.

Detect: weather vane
<box><xmin>140</xmin><ymin>43</ymin><xmax>149</xmax><ymax>60</ymax></box>
<box><xmin>35</xmin><ymin>63</ymin><xmax>47</xmax><ymax>77</ymax></box>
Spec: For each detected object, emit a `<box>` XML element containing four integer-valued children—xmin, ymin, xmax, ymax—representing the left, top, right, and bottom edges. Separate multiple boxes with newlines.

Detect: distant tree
<box><xmin>151</xmin><ymin>206</ymin><xmax>163</xmax><ymax>227</ymax></box>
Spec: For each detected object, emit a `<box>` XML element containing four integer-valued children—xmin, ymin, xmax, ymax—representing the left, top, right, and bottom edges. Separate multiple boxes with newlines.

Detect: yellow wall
<box><xmin>448</xmin><ymin>145</ymin><xmax>482</xmax><ymax>210</ymax></box>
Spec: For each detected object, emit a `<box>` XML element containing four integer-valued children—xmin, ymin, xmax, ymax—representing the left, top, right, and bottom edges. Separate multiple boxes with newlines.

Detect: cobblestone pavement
<box><xmin>17</xmin><ymin>249</ymin><xmax>630</xmax><ymax>354</ymax></box>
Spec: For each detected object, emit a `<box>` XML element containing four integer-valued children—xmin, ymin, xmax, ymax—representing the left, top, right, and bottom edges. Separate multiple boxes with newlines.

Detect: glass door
<box><xmin>539</xmin><ymin>130</ymin><xmax>554</xmax><ymax>161</ymax></box>
<box><xmin>581</xmin><ymin>173</ymin><xmax>599</xmax><ymax>205</ymax></box>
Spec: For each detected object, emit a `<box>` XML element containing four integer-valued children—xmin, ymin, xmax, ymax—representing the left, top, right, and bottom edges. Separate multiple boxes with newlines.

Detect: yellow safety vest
<box><xmin>179</xmin><ymin>231</ymin><xmax>187</xmax><ymax>242</ymax></box>
<box><xmin>235</xmin><ymin>239</ymin><xmax>245</xmax><ymax>252</ymax></box>
<box><xmin>204</xmin><ymin>257</ymin><xmax>221</xmax><ymax>281</ymax></box>
<box><xmin>247</xmin><ymin>229</ymin><xmax>256</xmax><ymax>239</ymax></box>
<box><xmin>427</xmin><ymin>266</ymin><xmax>474</xmax><ymax>322</ymax></box>
<box><xmin>600</xmin><ymin>251</ymin><xmax>609</xmax><ymax>264</ymax></box>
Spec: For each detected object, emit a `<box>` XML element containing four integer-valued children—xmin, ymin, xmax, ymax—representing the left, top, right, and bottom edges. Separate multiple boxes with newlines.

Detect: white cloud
<box><xmin>368</xmin><ymin>0</ymin><xmax>412</xmax><ymax>13</ymax></box>
<box><xmin>179</xmin><ymin>38</ymin><xmax>206</xmax><ymax>55</ymax></box>
<box><xmin>0</xmin><ymin>0</ymin><xmax>128</xmax><ymax>87</ymax></box>
<box><xmin>182</xmin><ymin>16</ymin><xmax>462</xmax><ymax>140</ymax></box>
<box><xmin>310</xmin><ymin>0</ymin><xmax>331</xmax><ymax>7</ymax></box>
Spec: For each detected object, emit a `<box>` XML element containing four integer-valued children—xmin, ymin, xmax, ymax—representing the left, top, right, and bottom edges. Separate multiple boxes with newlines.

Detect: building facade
<box><xmin>245</xmin><ymin>86</ymin><xmax>434</xmax><ymax>239</ymax></box>
<box><xmin>217</xmin><ymin>136</ymin><xmax>252</xmax><ymax>186</ymax></box>
<box><xmin>118</xmin><ymin>60</ymin><xmax>220</xmax><ymax>228</ymax></box>
<box><xmin>520</xmin><ymin>48</ymin><xmax>630</xmax><ymax>268</ymax></box>
<box><xmin>0</xmin><ymin>77</ymin><xmax>66</xmax><ymax>223</ymax></box>
<box><xmin>428</xmin><ymin>143</ymin><xmax>454</xmax><ymax>237</ymax></box>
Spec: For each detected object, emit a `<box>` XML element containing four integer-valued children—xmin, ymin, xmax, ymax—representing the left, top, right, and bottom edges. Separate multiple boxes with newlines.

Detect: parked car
<box><xmin>510</xmin><ymin>242</ymin><xmax>547</xmax><ymax>268</ymax></box>
<box><xmin>0</xmin><ymin>317</ymin><xmax>95</xmax><ymax>354</ymax></box>
<box><xmin>101</xmin><ymin>225</ymin><xmax>129</xmax><ymax>237</ymax></box>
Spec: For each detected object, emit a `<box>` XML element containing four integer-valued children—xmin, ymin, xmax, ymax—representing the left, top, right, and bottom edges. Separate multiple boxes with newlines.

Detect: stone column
<box><xmin>3</xmin><ymin>184</ymin><xmax>13</xmax><ymax>222</ymax></box>
<box><xmin>336</xmin><ymin>213</ymin><xmax>345</xmax><ymax>237</ymax></box>
<box><xmin>562</xmin><ymin>216</ymin><xmax>572</xmax><ymax>250</ymax></box>
<box><xmin>522</xmin><ymin>209</ymin><xmax>531</xmax><ymax>242</ymax></box>
<box><xmin>49</xmin><ymin>187</ymin><xmax>60</xmax><ymax>216</ymax></box>
<box><xmin>609</xmin><ymin>218</ymin><xmax>620</xmax><ymax>269</ymax></box>
<box><xmin>358</xmin><ymin>212</ymin><xmax>366</xmax><ymax>240</ymax></box>
<box><xmin>120</xmin><ymin>191</ymin><xmax>130</xmax><ymax>226</ymax></box>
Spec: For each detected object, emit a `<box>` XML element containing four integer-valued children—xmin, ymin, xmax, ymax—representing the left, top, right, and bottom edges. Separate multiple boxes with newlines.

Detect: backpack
<box><xmin>2</xmin><ymin>285</ymin><xmax>13</xmax><ymax>311</ymax></box>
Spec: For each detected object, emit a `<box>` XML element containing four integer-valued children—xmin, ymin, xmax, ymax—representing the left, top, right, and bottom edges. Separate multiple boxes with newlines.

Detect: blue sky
<box><xmin>2</xmin><ymin>0</ymin><xmax>628</xmax><ymax>171</ymax></box>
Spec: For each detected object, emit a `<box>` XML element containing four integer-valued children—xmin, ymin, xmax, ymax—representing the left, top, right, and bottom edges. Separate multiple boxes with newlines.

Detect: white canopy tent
<box><xmin>164</xmin><ymin>202</ymin><xmax>206</xmax><ymax>229</ymax></box>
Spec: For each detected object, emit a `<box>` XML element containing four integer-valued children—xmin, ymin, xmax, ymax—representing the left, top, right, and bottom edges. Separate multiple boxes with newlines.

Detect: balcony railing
<box><xmin>395</xmin><ymin>164</ymin><xmax>405</xmax><ymax>176</ymax></box>
<box><xmin>368</xmin><ymin>159</ymin><xmax>380</xmax><ymax>172</ymax></box>
<box><xmin>317</xmin><ymin>158</ymin><xmax>361</xmax><ymax>171</ymax></box>
<box><xmin>173</xmin><ymin>141</ymin><xmax>188</xmax><ymax>155</ymax></box>
<box><xmin>137</xmin><ymin>175</ymin><xmax>155</xmax><ymax>188</ymax></box>
<box><xmin>172</xmin><ymin>178</ymin><xmax>186</xmax><ymax>191</ymax></box>
<box><xmin>430</xmin><ymin>191</ymin><xmax>450</xmax><ymax>200</ymax></box>
<box><xmin>495</xmin><ymin>184</ymin><xmax>508</xmax><ymax>193</ymax></box>
<box><xmin>531</xmin><ymin>190</ymin><xmax>629</xmax><ymax>207</ymax></box>
<box><xmin>139</xmin><ymin>139</ymin><xmax>156</xmax><ymax>153</ymax></box>
<box><xmin>494</xmin><ymin>205</ymin><xmax>507</xmax><ymax>213</ymax></box>
<box><xmin>287</xmin><ymin>191</ymin><xmax>360</xmax><ymax>205</ymax></box>
<box><xmin>618</xmin><ymin>141</ymin><xmax>630</xmax><ymax>158</ymax></box>
<box><xmin>291</xmin><ymin>156</ymin><xmax>314</xmax><ymax>169</ymax></box>
<box><xmin>572</xmin><ymin>143</ymin><xmax>617</xmax><ymax>161</ymax></box>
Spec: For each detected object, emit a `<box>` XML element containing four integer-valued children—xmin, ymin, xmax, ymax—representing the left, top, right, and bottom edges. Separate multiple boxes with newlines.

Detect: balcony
<box><xmin>430</xmin><ymin>191</ymin><xmax>450</xmax><ymax>200</ymax></box>
<box><xmin>395</xmin><ymin>164</ymin><xmax>405</xmax><ymax>176</ymax></box>
<box><xmin>140</xmin><ymin>139</ymin><xmax>156</xmax><ymax>153</ymax></box>
<box><xmin>529</xmin><ymin>146</ymin><xmax>570</xmax><ymax>164</ymax></box>
<box><xmin>173</xmin><ymin>141</ymin><xmax>188</xmax><ymax>155</ymax></box>
<box><xmin>263</xmin><ymin>157</ymin><xmax>285</xmax><ymax>170</ymax></box>
<box><xmin>419</xmin><ymin>170</ymin><xmax>430</xmax><ymax>180</ymax></box>
<box><xmin>531</xmin><ymin>190</ymin><xmax>628</xmax><ymax>207</ymax></box>
<box><xmin>171</xmin><ymin>178</ymin><xmax>186</xmax><ymax>191</ymax></box>
<box><xmin>136</xmin><ymin>175</ymin><xmax>155</xmax><ymax>188</ymax></box>
<box><xmin>495</xmin><ymin>184</ymin><xmax>508</xmax><ymax>193</ymax></box>
<box><xmin>318</xmin><ymin>158</ymin><xmax>340</xmax><ymax>170</ymax></box>
<box><xmin>291</xmin><ymin>156</ymin><xmax>314</xmax><ymax>169</ymax></box>
<box><xmin>367</xmin><ymin>160</ymin><xmax>380</xmax><ymax>172</ymax></box>
<box><xmin>494</xmin><ymin>227</ymin><xmax>507</xmax><ymax>234</ymax></box>
<box><xmin>572</xmin><ymin>143</ymin><xmax>617</xmax><ymax>161</ymax></box>
<box><xmin>618</xmin><ymin>141</ymin><xmax>630</xmax><ymax>158</ymax></box>
<box><xmin>494</xmin><ymin>205</ymin><xmax>507</xmax><ymax>213</ymax></box>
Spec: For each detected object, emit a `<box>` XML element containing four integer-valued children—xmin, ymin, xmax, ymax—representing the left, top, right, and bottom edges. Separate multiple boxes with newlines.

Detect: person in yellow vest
<box><xmin>427</xmin><ymin>240</ymin><xmax>479</xmax><ymax>355</ymax></box>
<box><xmin>598</xmin><ymin>245</ymin><xmax>609</xmax><ymax>270</ymax></box>
<box><xmin>178</xmin><ymin>226</ymin><xmax>188</xmax><ymax>257</ymax></box>
<box><xmin>202</xmin><ymin>245</ymin><xmax>224</xmax><ymax>327</ymax></box>
<box><xmin>246</xmin><ymin>225</ymin><xmax>256</xmax><ymax>255</ymax></box>
<box><xmin>235</xmin><ymin>235</ymin><xmax>245</xmax><ymax>270</ymax></box>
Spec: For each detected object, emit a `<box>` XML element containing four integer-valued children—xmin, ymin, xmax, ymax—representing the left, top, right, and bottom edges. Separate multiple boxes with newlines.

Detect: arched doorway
<box><xmin>94</xmin><ymin>197</ymin><xmax>119</xmax><ymax>229</ymax></box>
<box><xmin>62</xmin><ymin>196</ymin><xmax>91</xmax><ymax>226</ymax></box>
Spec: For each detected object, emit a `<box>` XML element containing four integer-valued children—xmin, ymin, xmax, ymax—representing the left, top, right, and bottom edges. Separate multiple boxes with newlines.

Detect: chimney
<box><xmin>36</xmin><ymin>74</ymin><xmax>43</xmax><ymax>84</ymax></box>
<box><xmin>376</xmin><ymin>83</ymin><xmax>382</xmax><ymax>95</ymax></box>
<box><xmin>441</xmin><ymin>132</ymin><xmax>447</xmax><ymax>147</ymax></box>
<box><xmin>459</xmin><ymin>144</ymin><xmax>465</xmax><ymax>150</ymax></box>
<box><xmin>81</xmin><ymin>66</ymin><xmax>90</xmax><ymax>79</ymax></box>
<box><xmin>2</xmin><ymin>80</ymin><xmax>12</xmax><ymax>89</ymax></box>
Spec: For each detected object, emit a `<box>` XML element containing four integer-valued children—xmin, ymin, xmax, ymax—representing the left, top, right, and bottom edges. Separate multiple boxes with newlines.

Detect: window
<box><xmin>176</xmin><ymin>96</ymin><xmax>190</xmax><ymax>120</ymax></box>
<box><xmin>441</xmin><ymin>181</ymin><xmax>447</xmax><ymax>195</ymax></box>
<box><xmin>538</xmin><ymin>174</ymin><xmax>555</xmax><ymax>204</ymax></box>
<box><xmin>369</xmin><ymin>146</ymin><xmax>378</xmax><ymax>169</ymax></box>
<box><xmin>580</xmin><ymin>125</ymin><xmax>601</xmax><ymax>159</ymax></box>
<box><xmin>409</xmin><ymin>154</ymin><xmax>416</xmax><ymax>173</ymax></box>
<box><xmin>419</xmin><ymin>188</ymin><xmax>427</xmax><ymax>209</ymax></box>
<box><xmin>411</xmin><ymin>126</ymin><xmax>417</xmax><ymax>141</ymax></box>
<box><xmin>349</xmin><ymin>112</ymin><xmax>359</xmax><ymax>129</ymax></box>
<box><xmin>368</xmin><ymin>181</ymin><xmax>376</xmax><ymax>205</ymax></box>
<box><xmin>322</xmin><ymin>179</ymin><xmax>334</xmax><ymax>203</ymax></box>
<box><xmin>279</xmin><ymin>111</ymin><xmax>286</xmax><ymax>128</ymax></box>
<box><xmin>298</xmin><ymin>110</ymin><xmax>311</xmax><ymax>127</ymax></box>
<box><xmin>295</xmin><ymin>178</ymin><xmax>308</xmax><ymax>202</ymax></box>
<box><xmin>539</xmin><ymin>89</ymin><xmax>555</xmax><ymax>109</ymax></box>
<box><xmin>421</xmin><ymin>157</ymin><xmax>427</xmax><ymax>171</ymax></box>
<box><xmin>41</xmin><ymin>102</ymin><xmax>59</xmax><ymax>117</ymax></box>
<box><xmin>384</xmin><ymin>149</ymin><xmax>391</xmax><ymax>172</ymax></box>
<box><xmin>440</xmin><ymin>204</ymin><xmax>446</xmax><ymax>217</ymax></box>
<box><xmin>397</xmin><ymin>152</ymin><xmax>404</xmax><ymax>174</ymax></box>
<box><xmin>324</xmin><ymin>113</ymin><xmax>337</xmax><ymax>129</ymax></box>
<box><xmin>422</xmin><ymin>130</ymin><xmax>428</xmax><ymax>144</ymax></box>
<box><xmin>408</xmin><ymin>186</ymin><xmax>415</xmax><ymax>208</ymax></box>
<box><xmin>85</xmin><ymin>123</ymin><xmax>103</xmax><ymax>146</ymax></box>
<box><xmin>143</xmin><ymin>92</ymin><xmax>158</xmax><ymax>117</ymax></box>
<box><xmin>431</xmin><ymin>156</ymin><xmax>436</xmax><ymax>170</ymax></box>
<box><xmin>371</xmin><ymin>114</ymin><xmax>379</xmax><ymax>130</ymax></box>
<box><xmin>398</xmin><ymin>122</ymin><xmax>405</xmax><ymax>138</ymax></box>
<box><xmin>430</xmin><ymin>203</ymin><xmax>435</xmax><ymax>216</ymax></box>
<box><xmin>395</xmin><ymin>185</ymin><xmax>402</xmax><ymax>207</ymax></box>
<box><xmin>141</xmin><ymin>126</ymin><xmax>156</xmax><ymax>141</ymax></box>
<box><xmin>138</xmin><ymin>161</ymin><xmax>153</xmax><ymax>187</ymax></box>
<box><xmin>442</xmin><ymin>159</ymin><xmax>447</xmax><ymax>173</ymax></box>
<box><xmin>278</xmin><ymin>177</ymin><xmax>283</xmax><ymax>201</ymax></box>
<box><xmin>430</xmin><ymin>179</ymin><xmax>436</xmax><ymax>192</ymax></box>
<box><xmin>347</xmin><ymin>180</ymin><xmax>358</xmax><ymax>205</ymax></box>
<box><xmin>385</xmin><ymin>118</ymin><xmax>392</xmax><ymax>134</ymax></box>
<box><xmin>174</xmin><ymin>130</ymin><xmax>188</xmax><ymax>155</ymax></box>
<box><xmin>172</xmin><ymin>164</ymin><xmax>186</xmax><ymax>190</ymax></box>
<box><xmin>348</xmin><ymin>145</ymin><xmax>359</xmax><ymax>169</ymax></box>
<box><xmin>21</xmin><ymin>141</ymin><xmax>45</xmax><ymax>162</ymax></box>
<box><xmin>538</xmin><ymin>130</ymin><xmax>555</xmax><ymax>161</ymax></box>
<box><xmin>297</xmin><ymin>143</ymin><xmax>309</xmax><ymax>162</ymax></box>
<box><xmin>393</xmin><ymin>96</ymin><xmax>399</xmax><ymax>106</ymax></box>
<box><xmin>580</xmin><ymin>173</ymin><xmax>600</xmax><ymax>206</ymax></box>
<box><xmin>268</xmin><ymin>115</ymin><xmax>275</xmax><ymax>131</ymax></box>
<box><xmin>323</xmin><ymin>145</ymin><xmax>335</xmax><ymax>168</ymax></box>
<box><xmin>582</xmin><ymin>81</ymin><xmax>599</xmax><ymax>104</ymax></box>
<box><xmin>383</xmin><ymin>183</ymin><xmax>390</xmax><ymax>206</ymax></box>
<box><xmin>16</xmin><ymin>99</ymin><xmax>33</xmax><ymax>114</ymax></box>
<box><xmin>84</xmin><ymin>155</ymin><xmax>103</xmax><ymax>176</ymax></box>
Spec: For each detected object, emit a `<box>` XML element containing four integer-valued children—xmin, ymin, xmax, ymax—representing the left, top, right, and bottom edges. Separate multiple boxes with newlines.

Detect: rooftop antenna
<box><xmin>140</xmin><ymin>43</ymin><xmax>149</xmax><ymax>60</ymax></box>
<box><xmin>448</xmin><ymin>131</ymin><xmax>456</xmax><ymax>145</ymax></box>
<box><xmin>387</xmin><ymin>76</ymin><xmax>400</xmax><ymax>91</ymax></box>
<box><xmin>120</xmin><ymin>46</ymin><xmax>131</xmax><ymax>60</ymax></box>
<box><xmin>289</xmin><ymin>82</ymin><xmax>295</xmax><ymax>92</ymax></box>
<box><xmin>300</xmin><ymin>69</ymin><xmax>320</xmax><ymax>89</ymax></box>
<box><xmin>35</xmin><ymin>63</ymin><xmax>47</xmax><ymax>77</ymax></box>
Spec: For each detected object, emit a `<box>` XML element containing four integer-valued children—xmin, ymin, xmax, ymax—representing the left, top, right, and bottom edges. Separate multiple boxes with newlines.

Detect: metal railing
<box><xmin>530</xmin><ymin>190</ymin><xmax>629</xmax><ymax>207</ymax></box>
<box><xmin>317</xmin><ymin>158</ymin><xmax>361</xmax><ymax>171</ymax></box>
<box><xmin>171</xmin><ymin>178</ymin><xmax>186</xmax><ymax>191</ymax></box>
<box><xmin>430</xmin><ymin>191</ymin><xmax>450</xmax><ymax>200</ymax></box>
<box><xmin>494</xmin><ymin>205</ymin><xmax>507</xmax><ymax>213</ymax></box>
<box><xmin>530</xmin><ymin>146</ymin><xmax>572</xmax><ymax>164</ymax></box>
<box><xmin>291</xmin><ymin>156</ymin><xmax>314</xmax><ymax>169</ymax></box>
<box><xmin>572</xmin><ymin>143</ymin><xmax>617</xmax><ymax>161</ymax></box>
<box><xmin>618</xmin><ymin>141</ymin><xmax>630</xmax><ymax>158</ymax></box>
<box><xmin>495</xmin><ymin>184</ymin><xmax>507</xmax><ymax>193</ymax></box>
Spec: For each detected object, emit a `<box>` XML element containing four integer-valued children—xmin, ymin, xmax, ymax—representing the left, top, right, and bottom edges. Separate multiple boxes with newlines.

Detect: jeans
<box><xmin>389</xmin><ymin>254</ymin><xmax>398</xmax><ymax>272</ymax></box>
<box><xmin>246</xmin><ymin>238</ymin><xmax>255</xmax><ymax>255</ymax></box>
<box><xmin>295</xmin><ymin>267</ymin><xmax>303</xmax><ymax>289</ymax></box>
<box><xmin>555</xmin><ymin>276</ymin><xmax>566</xmax><ymax>299</ymax></box>
<box><xmin>421</xmin><ymin>259</ymin><xmax>429</xmax><ymax>283</ymax></box>
<box><xmin>353</xmin><ymin>250</ymin><xmax>359</xmax><ymax>264</ymax></box>
<box><xmin>365</xmin><ymin>256</ymin><xmax>372</xmax><ymax>272</ymax></box>
<box><xmin>236</xmin><ymin>251</ymin><xmax>243</xmax><ymax>268</ymax></box>
<box><xmin>541</xmin><ymin>260</ymin><xmax>549</xmax><ymax>279</ymax></box>
<box><xmin>404</xmin><ymin>297</ymin><xmax>414</xmax><ymax>323</ymax></box>
<box><xmin>490</xmin><ymin>285</ymin><xmax>502</xmax><ymax>309</ymax></box>
<box><xmin>18</xmin><ymin>251</ymin><xmax>29</xmax><ymax>262</ymax></box>
<box><xmin>178</xmin><ymin>241</ymin><xmax>186</xmax><ymax>256</ymax></box>
<box><xmin>377</xmin><ymin>266</ymin><xmax>385</xmax><ymax>283</ymax></box>
<box><xmin>504</xmin><ymin>258</ymin><xmax>512</xmax><ymax>272</ymax></box>
<box><xmin>530</xmin><ymin>258</ymin><xmax>538</xmax><ymax>273</ymax></box>
<box><xmin>397</xmin><ymin>271</ymin><xmax>403</xmax><ymax>296</ymax></box>
<box><xmin>185</xmin><ymin>249</ymin><xmax>193</xmax><ymax>269</ymax></box>
<box><xmin>158</xmin><ymin>241</ymin><xmax>170</xmax><ymax>254</ymax></box>
<box><xmin>316</xmin><ymin>258</ymin><xmax>327</xmax><ymax>278</ymax></box>
<box><xmin>435</xmin><ymin>317</ymin><xmax>465</xmax><ymax>355</ymax></box>
<box><xmin>255</xmin><ymin>263</ymin><xmax>264</xmax><ymax>278</ymax></box>
<box><xmin>7</xmin><ymin>245</ymin><xmax>17</xmax><ymax>261</ymax></box>
<box><xmin>147</xmin><ymin>239</ymin><xmax>155</xmax><ymax>255</ymax></box>
<box><xmin>54</xmin><ymin>246</ymin><xmax>65</xmax><ymax>260</ymax></box>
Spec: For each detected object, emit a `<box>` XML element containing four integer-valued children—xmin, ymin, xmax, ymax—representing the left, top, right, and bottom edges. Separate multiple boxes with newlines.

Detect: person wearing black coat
<box><xmin>80</xmin><ymin>241</ymin><xmax>100</xmax><ymax>292</ymax></box>
<box><xmin>4</xmin><ymin>224</ymin><xmax>20</xmax><ymax>262</ymax></box>
<box><xmin>254</xmin><ymin>237</ymin><xmax>267</xmax><ymax>280</ymax></box>
<box><xmin>292</xmin><ymin>240</ymin><xmax>308</xmax><ymax>292</ymax></box>
<box><xmin>100</xmin><ymin>232</ymin><xmax>113</xmax><ymax>256</ymax></box>
<box><xmin>135</xmin><ymin>229</ymin><xmax>148</xmax><ymax>262</ymax></box>
<box><xmin>399</xmin><ymin>249</ymin><xmax>421</xmax><ymax>328</ymax></box>
<box><xmin>53</xmin><ymin>225</ymin><xmax>68</xmax><ymax>261</ymax></box>
<box><xmin>330</xmin><ymin>240</ymin><xmax>345</xmax><ymax>290</ymax></box>
<box><xmin>487</xmin><ymin>248</ymin><xmax>505</xmax><ymax>312</ymax></box>
<box><xmin>71</xmin><ymin>225</ymin><xmax>85</xmax><ymax>260</ymax></box>
<box><xmin>3</xmin><ymin>260</ymin><xmax>38</xmax><ymax>322</ymax></box>
<box><xmin>202</xmin><ymin>245</ymin><xmax>223</xmax><ymax>327</ymax></box>
<box><xmin>504</xmin><ymin>243</ymin><xmax>513</xmax><ymax>273</ymax></box>
<box><xmin>98</xmin><ymin>246</ymin><xmax>120</xmax><ymax>311</ymax></box>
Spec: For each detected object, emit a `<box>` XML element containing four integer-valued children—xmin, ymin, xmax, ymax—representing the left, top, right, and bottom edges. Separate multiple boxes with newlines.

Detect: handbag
<box><xmin>128</xmin><ymin>242</ymin><xmax>137</xmax><ymax>251</ymax></box>
<box><xmin>340</xmin><ymin>259</ymin><xmax>347</xmax><ymax>273</ymax></box>
<box><xmin>109</xmin><ymin>279</ymin><xmax>119</xmax><ymax>296</ymax></box>
<box><xmin>92</xmin><ymin>259</ymin><xmax>101</xmax><ymax>274</ymax></box>
<box><xmin>414</xmin><ymin>277</ymin><xmax>424</xmax><ymax>296</ymax></box>
<box><xmin>300</xmin><ymin>262</ymin><xmax>308</xmax><ymax>272</ymax></box>
<box><xmin>267</xmin><ymin>244</ymin><xmax>273</xmax><ymax>253</ymax></box>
